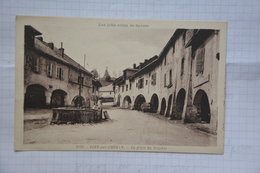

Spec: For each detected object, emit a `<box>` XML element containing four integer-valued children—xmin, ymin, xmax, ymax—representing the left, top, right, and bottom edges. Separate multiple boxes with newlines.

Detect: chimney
<box><xmin>59</xmin><ymin>42</ymin><xmax>64</xmax><ymax>57</ymax></box>
<box><xmin>139</xmin><ymin>63</ymin><xmax>144</xmax><ymax>69</ymax></box>
<box><xmin>133</xmin><ymin>63</ymin><xmax>136</xmax><ymax>69</ymax></box>
<box><xmin>47</xmin><ymin>42</ymin><xmax>54</xmax><ymax>49</ymax></box>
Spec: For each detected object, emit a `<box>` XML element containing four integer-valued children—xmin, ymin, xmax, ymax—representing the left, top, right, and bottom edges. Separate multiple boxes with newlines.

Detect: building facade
<box><xmin>114</xmin><ymin>29</ymin><xmax>220</xmax><ymax>132</ymax></box>
<box><xmin>24</xmin><ymin>25</ymin><xmax>99</xmax><ymax>109</ymax></box>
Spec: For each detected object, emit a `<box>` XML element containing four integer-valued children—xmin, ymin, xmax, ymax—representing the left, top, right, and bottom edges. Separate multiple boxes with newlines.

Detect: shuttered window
<box><xmin>60</xmin><ymin>68</ymin><xmax>64</xmax><ymax>80</ymax></box>
<box><xmin>78</xmin><ymin>76</ymin><xmax>84</xmax><ymax>84</ymax></box>
<box><xmin>169</xmin><ymin>69</ymin><xmax>172</xmax><ymax>85</ymax></box>
<box><xmin>56</xmin><ymin>66</ymin><xmax>60</xmax><ymax>79</ymax></box>
<box><xmin>196</xmin><ymin>48</ymin><xmax>205</xmax><ymax>75</ymax></box>
<box><xmin>47</xmin><ymin>62</ymin><xmax>53</xmax><ymax>77</ymax></box>
<box><xmin>151</xmin><ymin>73</ymin><xmax>156</xmax><ymax>85</ymax></box>
<box><xmin>56</xmin><ymin>66</ymin><xmax>64</xmax><ymax>80</ymax></box>
<box><xmin>33</xmin><ymin>57</ymin><xmax>40</xmax><ymax>73</ymax></box>
<box><xmin>138</xmin><ymin>78</ymin><xmax>144</xmax><ymax>89</ymax></box>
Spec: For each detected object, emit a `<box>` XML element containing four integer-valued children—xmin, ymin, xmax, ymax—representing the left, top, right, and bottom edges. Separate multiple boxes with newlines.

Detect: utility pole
<box><xmin>78</xmin><ymin>65</ymin><xmax>82</xmax><ymax>108</ymax></box>
<box><xmin>84</xmin><ymin>54</ymin><xmax>86</xmax><ymax>68</ymax></box>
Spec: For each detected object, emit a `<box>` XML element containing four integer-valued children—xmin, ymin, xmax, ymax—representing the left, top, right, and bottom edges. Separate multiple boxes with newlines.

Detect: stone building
<box><xmin>114</xmin><ymin>29</ymin><xmax>220</xmax><ymax>132</ymax></box>
<box><xmin>24</xmin><ymin>25</ymin><xmax>100</xmax><ymax>109</ymax></box>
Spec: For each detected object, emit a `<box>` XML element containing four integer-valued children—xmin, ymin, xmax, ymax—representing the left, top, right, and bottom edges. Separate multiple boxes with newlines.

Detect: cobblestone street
<box><xmin>24</xmin><ymin>106</ymin><xmax>217</xmax><ymax>146</ymax></box>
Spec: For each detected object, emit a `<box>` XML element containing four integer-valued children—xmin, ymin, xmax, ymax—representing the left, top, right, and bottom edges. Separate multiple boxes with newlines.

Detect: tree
<box><xmin>112</xmin><ymin>70</ymin><xmax>117</xmax><ymax>78</ymax></box>
<box><xmin>91</xmin><ymin>69</ymin><xmax>99</xmax><ymax>79</ymax></box>
<box><xmin>104</xmin><ymin>67</ymin><xmax>111</xmax><ymax>81</ymax></box>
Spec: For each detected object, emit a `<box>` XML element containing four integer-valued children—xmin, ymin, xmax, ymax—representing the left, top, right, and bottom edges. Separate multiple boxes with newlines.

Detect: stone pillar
<box><xmin>64</xmin><ymin>94</ymin><xmax>68</xmax><ymax>106</ymax></box>
<box><xmin>45</xmin><ymin>90</ymin><xmax>52</xmax><ymax>108</ymax></box>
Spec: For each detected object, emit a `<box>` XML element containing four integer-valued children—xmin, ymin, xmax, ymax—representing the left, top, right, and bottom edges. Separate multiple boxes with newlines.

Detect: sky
<box><xmin>25</xmin><ymin>17</ymin><xmax>175</xmax><ymax>78</ymax></box>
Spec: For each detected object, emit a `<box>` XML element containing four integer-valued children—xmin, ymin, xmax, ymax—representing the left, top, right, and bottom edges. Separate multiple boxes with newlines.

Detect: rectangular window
<box><xmin>56</xmin><ymin>66</ymin><xmax>60</xmax><ymax>79</ymax></box>
<box><xmin>126</xmin><ymin>84</ymin><xmax>128</xmax><ymax>91</ymax></box>
<box><xmin>196</xmin><ymin>48</ymin><xmax>205</xmax><ymax>75</ymax></box>
<box><xmin>138</xmin><ymin>78</ymin><xmax>144</xmax><ymax>89</ymax></box>
<box><xmin>122</xmin><ymin>86</ymin><xmax>124</xmax><ymax>92</ymax></box>
<box><xmin>33</xmin><ymin>57</ymin><xmax>40</xmax><ymax>73</ymax></box>
<box><xmin>130</xmin><ymin>83</ymin><xmax>132</xmax><ymax>90</ymax></box>
<box><xmin>164</xmin><ymin>56</ymin><xmax>166</xmax><ymax>66</ymax></box>
<box><xmin>151</xmin><ymin>73</ymin><xmax>156</xmax><ymax>85</ymax></box>
<box><xmin>146</xmin><ymin>80</ymin><xmax>148</xmax><ymax>85</ymax></box>
<box><xmin>60</xmin><ymin>68</ymin><xmax>64</xmax><ymax>80</ymax></box>
<box><xmin>47</xmin><ymin>62</ymin><xmax>53</xmax><ymax>77</ymax></box>
<box><xmin>56</xmin><ymin>66</ymin><xmax>64</xmax><ymax>80</ymax></box>
<box><xmin>78</xmin><ymin>76</ymin><xmax>84</xmax><ymax>85</ymax></box>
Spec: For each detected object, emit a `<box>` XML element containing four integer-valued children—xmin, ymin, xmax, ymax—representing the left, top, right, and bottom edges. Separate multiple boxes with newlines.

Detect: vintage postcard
<box><xmin>15</xmin><ymin>16</ymin><xmax>227</xmax><ymax>153</ymax></box>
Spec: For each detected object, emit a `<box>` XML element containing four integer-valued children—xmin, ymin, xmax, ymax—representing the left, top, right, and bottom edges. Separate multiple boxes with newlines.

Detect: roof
<box><xmin>131</xmin><ymin>55</ymin><xmax>159</xmax><ymax>79</ymax></box>
<box><xmin>114</xmin><ymin>75</ymin><xmax>124</xmax><ymax>85</ymax></box>
<box><xmin>123</xmin><ymin>68</ymin><xmax>139</xmax><ymax>72</ymax></box>
<box><xmin>34</xmin><ymin>36</ymin><xmax>93</xmax><ymax>77</ymax></box>
<box><xmin>34</xmin><ymin>38</ymin><xmax>70</xmax><ymax>65</ymax></box>
<box><xmin>51</xmin><ymin>45</ymin><xmax>93</xmax><ymax>76</ymax></box>
<box><xmin>25</xmin><ymin>25</ymin><xmax>42</xmax><ymax>36</ymax></box>
<box><xmin>185</xmin><ymin>29</ymin><xmax>215</xmax><ymax>49</ymax></box>
<box><xmin>92</xmin><ymin>79</ymin><xmax>102</xmax><ymax>87</ymax></box>
<box><xmin>157</xmin><ymin>29</ymin><xmax>185</xmax><ymax>62</ymax></box>
<box><xmin>98</xmin><ymin>77</ymin><xmax>115</xmax><ymax>87</ymax></box>
<box><xmin>99</xmin><ymin>84</ymin><xmax>114</xmax><ymax>92</ymax></box>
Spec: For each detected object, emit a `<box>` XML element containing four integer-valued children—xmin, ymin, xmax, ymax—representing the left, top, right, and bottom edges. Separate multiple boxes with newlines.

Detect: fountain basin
<box><xmin>49</xmin><ymin>107</ymin><xmax>102</xmax><ymax>124</ymax></box>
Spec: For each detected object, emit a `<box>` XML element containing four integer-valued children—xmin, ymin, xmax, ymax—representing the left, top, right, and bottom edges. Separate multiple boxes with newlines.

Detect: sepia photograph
<box><xmin>15</xmin><ymin>16</ymin><xmax>226</xmax><ymax>153</ymax></box>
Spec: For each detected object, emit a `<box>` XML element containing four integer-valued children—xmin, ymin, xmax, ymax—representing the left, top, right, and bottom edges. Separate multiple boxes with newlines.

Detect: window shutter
<box><xmin>50</xmin><ymin>63</ymin><xmax>53</xmax><ymax>77</ymax></box>
<box><xmin>56</xmin><ymin>66</ymin><xmax>60</xmax><ymax>79</ymax></box>
<box><xmin>46</xmin><ymin>63</ymin><xmax>49</xmax><ymax>76</ymax></box>
<box><xmin>196</xmin><ymin>48</ymin><xmax>205</xmax><ymax>75</ymax></box>
<box><xmin>34</xmin><ymin>58</ymin><xmax>40</xmax><ymax>72</ymax></box>
<box><xmin>152</xmin><ymin>73</ymin><xmax>157</xmax><ymax>85</ymax></box>
<box><xmin>36</xmin><ymin>58</ymin><xmax>40</xmax><ymax>72</ymax></box>
<box><xmin>47</xmin><ymin>63</ymin><xmax>53</xmax><ymax>77</ymax></box>
<box><xmin>60</xmin><ymin>68</ymin><xmax>63</xmax><ymax>80</ymax></box>
<box><xmin>201</xmin><ymin>48</ymin><xmax>205</xmax><ymax>73</ymax></box>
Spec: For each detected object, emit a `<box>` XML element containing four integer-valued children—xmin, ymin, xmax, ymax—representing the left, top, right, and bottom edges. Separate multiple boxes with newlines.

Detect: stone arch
<box><xmin>165</xmin><ymin>94</ymin><xmax>173</xmax><ymax>117</ymax></box>
<box><xmin>123</xmin><ymin>95</ymin><xmax>132</xmax><ymax>109</ymax></box>
<box><xmin>71</xmin><ymin>95</ymin><xmax>85</xmax><ymax>108</ymax></box>
<box><xmin>134</xmin><ymin>94</ymin><xmax>146</xmax><ymax>111</ymax></box>
<box><xmin>160</xmin><ymin>98</ymin><xmax>166</xmax><ymax>115</ymax></box>
<box><xmin>24</xmin><ymin>84</ymin><xmax>47</xmax><ymax>108</ymax></box>
<box><xmin>176</xmin><ymin>88</ymin><xmax>186</xmax><ymax>120</ymax></box>
<box><xmin>150</xmin><ymin>93</ymin><xmax>159</xmax><ymax>113</ymax></box>
<box><xmin>51</xmin><ymin>89</ymin><xmax>67</xmax><ymax>108</ymax></box>
<box><xmin>193</xmin><ymin>89</ymin><xmax>211</xmax><ymax>123</ymax></box>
